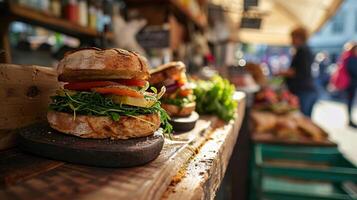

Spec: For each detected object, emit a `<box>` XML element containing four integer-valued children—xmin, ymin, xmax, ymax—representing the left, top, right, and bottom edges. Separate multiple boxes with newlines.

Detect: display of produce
<box><xmin>254</xmin><ymin>87</ymin><xmax>299</xmax><ymax>114</ymax></box>
<box><xmin>149</xmin><ymin>61</ymin><xmax>196</xmax><ymax>117</ymax></box>
<box><xmin>48</xmin><ymin>48</ymin><xmax>172</xmax><ymax>139</ymax></box>
<box><xmin>251</xmin><ymin>110</ymin><xmax>328</xmax><ymax>142</ymax></box>
<box><xmin>193</xmin><ymin>75</ymin><xmax>237</xmax><ymax>122</ymax></box>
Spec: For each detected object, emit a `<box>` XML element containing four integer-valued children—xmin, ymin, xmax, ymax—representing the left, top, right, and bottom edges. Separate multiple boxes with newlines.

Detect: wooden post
<box><xmin>0</xmin><ymin>18</ymin><xmax>11</xmax><ymax>63</ymax></box>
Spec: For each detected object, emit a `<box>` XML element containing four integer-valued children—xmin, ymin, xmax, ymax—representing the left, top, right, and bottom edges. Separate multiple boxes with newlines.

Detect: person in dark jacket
<box><xmin>345</xmin><ymin>44</ymin><xmax>357</xmax><ymax>128</ymax></box>
<box><xmin>278</xmin><ymin>27</ymin><xmax>317</xmax><ymax>117</ymax></box>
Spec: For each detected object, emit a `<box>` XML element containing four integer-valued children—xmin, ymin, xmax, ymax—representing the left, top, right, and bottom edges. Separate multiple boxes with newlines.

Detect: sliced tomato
<box><xmin>92</xmin><ymin>87</ymin><xmax>144</xmax><ymax>98</ymax></box>
<box><xmin>116</xmin><ymin>79</ymin><xmax>146</xmax><ymax>87</ymax></box>
<box><xmin>64</xmin><ymin>81</ymin><xmax>118</xmax><ymax>90</ymax></box>
<box><xmin>179</xmin><ymin>89</ymin><xmax>192</xmax><ymax>97</ymax></box>
<box><xmin>176</xmin><ymin>76</ymin><xmax>187</xmax><ymax>87</ymax></box>
<box><xmin>64</xmin><ymin>79</ymin><xmax>146</xmax><ymax>90</ymax></box>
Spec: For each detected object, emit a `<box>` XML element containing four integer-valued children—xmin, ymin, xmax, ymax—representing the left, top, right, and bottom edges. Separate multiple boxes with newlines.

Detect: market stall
<box><xmin>1</xmin><ymin>0</ymin><xmax>356</xmax><ymax>200</ymax></box>
<box><xmin>211</xmin><ymin>0</ymin><xmax>343</xmax><ymax>45</ymax></box>
<box><xmin>244</xmin><ymin>66</ymin><xmax>357</xmax><ymax>199</ymax></box>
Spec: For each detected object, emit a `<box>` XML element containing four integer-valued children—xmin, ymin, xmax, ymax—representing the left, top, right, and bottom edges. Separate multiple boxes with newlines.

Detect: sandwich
<box><xmin>149</xmin><ymin>62</ymin><xmax>195</xmax><ymax>117</ymax></box>
<box><xmin>47</xmin><ymin>48</ymin><xmax>171</xmax><ymax>139</ymax></box>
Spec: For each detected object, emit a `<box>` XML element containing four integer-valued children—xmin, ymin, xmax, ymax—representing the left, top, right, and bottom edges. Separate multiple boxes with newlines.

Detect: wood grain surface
<box><xmin>0</xmin><ymin>119</ymin><xmax>214</xmax><ymax>200</ymax></box>
<box><xmin>6</xmin><ymin>3</ymin><xmax>100</xmax><ymax>39</ymax></box>
<box><xmin>162</xmin><ymin>95</ymin><xmax>246</xmax><ymax>200</ymax></box>
<box><xmin>0</xmin><ymin>149</ymin><xmax>63</xmax><ymax>187</ymax></box>
<box><xmin>0</xmin><ymin>64</ymin><xmax>58</xmax><ymax>150</ymax></box>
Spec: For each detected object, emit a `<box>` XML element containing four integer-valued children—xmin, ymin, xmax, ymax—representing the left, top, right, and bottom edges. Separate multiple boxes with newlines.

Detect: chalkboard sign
<box><xmin>240</xmin><ymin>17</ymin><xmax>262</xmax><ymax>29</ymax></box>
<box><xmin>244</xmin><ymin>0</ymin><xmax>259</xmax><ymax>10</ymax></box>
<box><xmin>136</xmin><ymin>28</ymin><xmax>170</xmax><ymax>49</ymax></box>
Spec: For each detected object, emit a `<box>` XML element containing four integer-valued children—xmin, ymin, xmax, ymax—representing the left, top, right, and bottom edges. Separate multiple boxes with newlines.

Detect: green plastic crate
<box><xmin>250</xmin><ymin>144</ymin><xmax>357</xmax><ymax>200</ymax></box>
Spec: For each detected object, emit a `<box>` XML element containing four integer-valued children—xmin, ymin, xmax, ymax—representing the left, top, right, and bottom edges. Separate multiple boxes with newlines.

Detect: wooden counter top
<box><xmin>162</xmin><ymin>93</ymin><xmax>245</xmax><ymax>200</ymax></box>
<box><xmin>0</xmin><ymin>64</ymin><xmax>246</xmax><ymax>200</ymax></box>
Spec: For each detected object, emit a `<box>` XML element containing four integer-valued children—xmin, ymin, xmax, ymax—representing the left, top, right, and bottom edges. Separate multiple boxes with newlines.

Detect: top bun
<box><xmin>57</xmin><ymin>48</ymin><xmax>150</xmax><ymax>82</ymax></box>
<box><xmin>149</xmin><ymin>61</ymin><xmax>186</xmax><ymax>85</ymax></box>
<box><xmin>150</xmin><ymin>61</ymin><xmax>185</xmax><ymax>74</ymax></box>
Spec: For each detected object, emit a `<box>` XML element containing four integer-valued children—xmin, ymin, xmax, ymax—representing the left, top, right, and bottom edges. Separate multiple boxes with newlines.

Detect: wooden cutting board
<box><xmin>18</xmin><ymin>122</ymin><xmax>164</xmax><ymax>167</ymax></box>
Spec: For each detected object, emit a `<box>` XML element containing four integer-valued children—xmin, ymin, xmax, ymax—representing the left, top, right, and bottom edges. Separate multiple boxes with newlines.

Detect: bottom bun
<box><xmin>47</xmin><ymin>111</ymin><xmax>161</xmax><ymax>139</ymax></box>
<box><xmin>161</xmin><ymin>102</ymin><xmax>196</xmax><ymax>117</ymax></box>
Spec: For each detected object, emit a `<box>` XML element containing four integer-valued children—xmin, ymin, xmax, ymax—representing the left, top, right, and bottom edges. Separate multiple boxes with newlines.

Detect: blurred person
<box><xmin>277</xmin><ymin>27</ymin><xmax>317</xmax><ymax>117</ymax></box>
<box><xmin>344</xmin><ymin>42</ymin><xmax>357</xmax><ymax>128</ymax></box>
<box><xmin>315</xmin><ymin>51</ymin><xmax>331</xmax><ymax>88</ymax></box>
<box><xmin>312</xmin><ymin>52</ymin><xmax>331</xmax><ymax>97</ymax></box>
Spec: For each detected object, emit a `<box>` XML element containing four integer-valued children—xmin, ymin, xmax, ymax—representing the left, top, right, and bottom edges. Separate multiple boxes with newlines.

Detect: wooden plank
<box><xmin>0</xmin><ymin>119</ymin><xmax>213</xmax><ymax>200</ymax></box>
<box><xmin>82</xmin><ymin>119</ymin><xmax>214</xmax><ymax>200</ymax></box>
<box><xmin>162</xmin><ymin>94</ymin><xmax>246</xmax><ymax>200</ymax></box>
<box><xmin>4</xmin><ymin>3</ymin><xmax>114</xmax><ymax>40</ymax></box>
<box><xmin>0</xmin><ymin>17</ymin><xmax>10</xmax><ymax>63</ymax></box>
<box><xmin>127</xmin><ymin>5</ymin><xmax>168</xmax><ymax>26</ymax></box>
<box><xmin>125</xmin><ymin>0</ymin><xmax>208</xmax><ymax>29</ymax></box>
<box><xmin>0</xmin><ymin>130</ymin><xmax>16</xmax><ymax>151</ymax></box>
<box><xmin>7</xmin><ymin>3</ymin><xmax>98</xmax><ymax>39</ymax></box>
<box><xmin>0</xmin><ymin>149</ymin><xmax>63</xmax><ymax>188</ymax></box>
<box><xmin>0</xmin><ymin>64</ymin><xmax>59</xmax><ymax>150</ymax></box>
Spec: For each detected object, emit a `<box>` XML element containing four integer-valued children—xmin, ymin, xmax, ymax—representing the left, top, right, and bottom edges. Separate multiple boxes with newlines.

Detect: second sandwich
<box><xmin>149</xmin><ymin>62</ymin><xmax>196</xmax><ymax>117</ymax></box>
